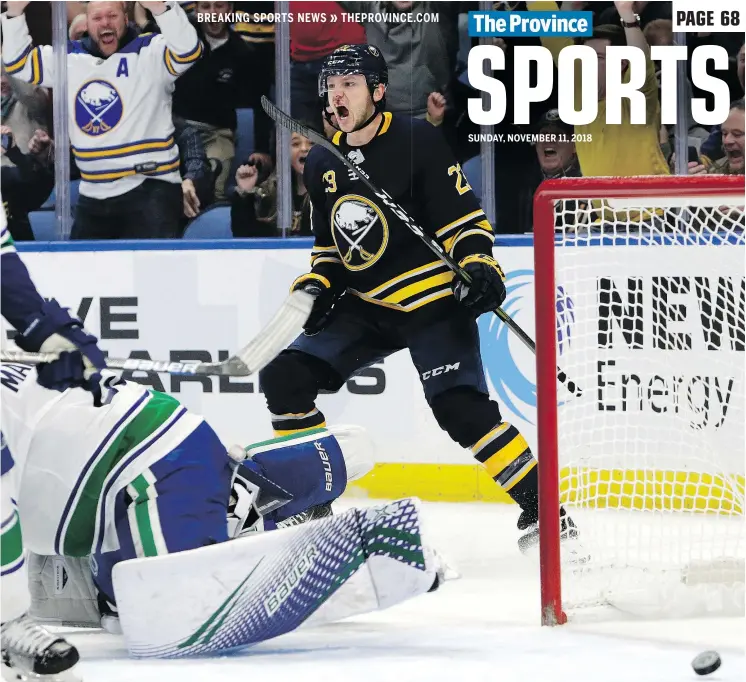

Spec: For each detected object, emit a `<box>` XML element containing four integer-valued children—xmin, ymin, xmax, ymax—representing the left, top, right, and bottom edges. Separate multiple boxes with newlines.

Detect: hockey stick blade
<box><xmin>262</xmin><ymin>97</ymin><xmax>583</xmax><ymax>398</ymax></box>
<box><xmin>0</xmin><ymin>291</ymin><xmax>314</xmax><ymax>377</ymax></box>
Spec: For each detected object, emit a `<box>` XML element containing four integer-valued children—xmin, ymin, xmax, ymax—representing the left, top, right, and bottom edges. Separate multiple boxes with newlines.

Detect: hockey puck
<box><xmin>692</xmin><ymin>651</ymin><xmax>721</xmax><ymax>676</ymax></box>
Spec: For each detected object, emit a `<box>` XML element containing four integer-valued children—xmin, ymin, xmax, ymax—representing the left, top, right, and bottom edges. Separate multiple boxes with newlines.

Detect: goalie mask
<box><xmin>227</xmin><ymin>457</ymin><xmax>294</xmax><ymax>538</ymax></box>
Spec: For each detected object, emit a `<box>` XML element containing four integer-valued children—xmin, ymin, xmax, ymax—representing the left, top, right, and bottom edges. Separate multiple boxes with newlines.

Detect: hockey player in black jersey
<box><xmin>260</xmin><ymin>44</ymin><xmax>574</xmax><ymax>550</ymax></box>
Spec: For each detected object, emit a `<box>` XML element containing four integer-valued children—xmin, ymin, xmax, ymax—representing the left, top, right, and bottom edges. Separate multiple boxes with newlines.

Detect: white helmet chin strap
<box><xmin>350</xmin><ymin>106</ymin><xmax>381</xmax><ymax>134</ymax></box>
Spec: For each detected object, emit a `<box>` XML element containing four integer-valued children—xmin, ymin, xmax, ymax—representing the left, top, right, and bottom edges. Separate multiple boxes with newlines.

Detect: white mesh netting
<box><xmin>550</xmin><ymin>189</ymin><xmax>745</xmax><ymax>619</ymax></box>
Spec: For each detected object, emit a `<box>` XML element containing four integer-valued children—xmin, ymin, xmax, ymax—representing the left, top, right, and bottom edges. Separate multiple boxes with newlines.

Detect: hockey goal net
<box><xmin>534</xmin><ymin>176</ymin><xmax>745</xmax><ymax>624</ymax></box>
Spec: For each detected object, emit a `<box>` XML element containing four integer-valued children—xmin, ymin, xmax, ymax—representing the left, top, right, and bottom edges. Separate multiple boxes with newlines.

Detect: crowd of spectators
<box><xmin>0</xmin><ymin>0</ymin><xmax>743</xmax><ymax>242</ymax></box>
<box><xmin>1</xmin><ymin>68</ymin><xmax>55</xmax><ymax>240</ymax></box>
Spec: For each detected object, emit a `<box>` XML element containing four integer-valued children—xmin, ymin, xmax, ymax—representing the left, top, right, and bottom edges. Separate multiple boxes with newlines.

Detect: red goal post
<box><xmin>533</xmin><ymin>175</ymin><xmax>745</xmax><ymax>626</ymax></box>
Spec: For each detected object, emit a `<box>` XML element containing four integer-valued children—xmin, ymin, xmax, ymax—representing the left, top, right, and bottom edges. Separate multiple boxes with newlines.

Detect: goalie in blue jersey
<box><xmin>2</xmin><ymin>358</ymin><xmax>447</xmax><ymax>661</ymax></box>
<box><xmin>1</xmin><ymin>202</ymin><xmax>446</xmax><ymax>664</ymax></box>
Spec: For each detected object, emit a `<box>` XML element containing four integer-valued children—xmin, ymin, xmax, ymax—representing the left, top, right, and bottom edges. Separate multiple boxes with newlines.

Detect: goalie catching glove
<box><xmin>291</xmin><ymin>273</ymin><xmax>344</xmax><ymax>336</ymax></box>
<box><xmin>452</xmin><ymin>255</ymin><xmax>507</xmax><ymax>316</ymax></box>
<box><xmin>14</xmin><ymin>299</ymin><xmax>107</xmax><ymax>403</ymax></box>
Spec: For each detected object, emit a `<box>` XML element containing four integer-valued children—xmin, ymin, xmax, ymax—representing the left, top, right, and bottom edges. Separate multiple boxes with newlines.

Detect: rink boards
<box><xmin>10</xmin><ymin>237</ymin><xmax>744</xmax><ymax>508</ymax></box>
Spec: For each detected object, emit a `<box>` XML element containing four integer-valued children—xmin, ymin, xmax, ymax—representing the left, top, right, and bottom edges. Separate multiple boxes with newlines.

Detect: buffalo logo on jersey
<box><xmin>75</xmin><ymin>80</ymin><xmax>123</xmax><ymax>136</ymax></box>
<box><xmin>331</xmin><ymin>195</ymin><xmax>389</xmax><ymax>271</ymax></box>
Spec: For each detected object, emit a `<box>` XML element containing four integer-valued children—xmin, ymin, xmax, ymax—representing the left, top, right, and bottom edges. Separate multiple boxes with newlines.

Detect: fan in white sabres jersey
<box><xmin>1</xmin><ymin>1</ymin><xmax>203</xmax><ymax>238</ymax></box>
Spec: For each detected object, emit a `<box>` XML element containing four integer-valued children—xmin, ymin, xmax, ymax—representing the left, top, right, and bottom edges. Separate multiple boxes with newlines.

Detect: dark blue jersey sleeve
<box><xmin>1</xmin><ymin>226</ymin><xmax>47</xmax><ymax>333</ymax></box>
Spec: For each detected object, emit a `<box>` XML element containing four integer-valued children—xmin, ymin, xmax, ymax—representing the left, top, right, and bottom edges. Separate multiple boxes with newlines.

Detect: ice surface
<box><xmin>58</xmin><ymin>502</ymin><xmax>745</xmax><ymax>682</ymax></box>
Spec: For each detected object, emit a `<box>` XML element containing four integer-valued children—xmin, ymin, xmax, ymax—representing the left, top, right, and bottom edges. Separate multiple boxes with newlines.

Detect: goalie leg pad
<box><xmin>246</xmin><ymin>426</ymin><xmax>375</xmax><ymax>522</ymax></box>
<box><xmin>248</xmin><ymin>429</ymin><xmax>347</xmax><ymax>519</ymax></box>
<box><xmin>112</xmin><ymin>498</ymin><xmax>439</xmax><ymax>658</ymax></box>
<box><xmin>325</xmin><ymin>424</ymin><xmax>374</xmax><ymax>483</ymax></box>
<box><xmin>228</xmin><ymin>426</ymin><xmax>375</xmax><ymax>536</ymax></box>
<box><xmin>91</xmin><ymin>422</ymin><xmax>234</xmax><ymax>603</ymax></box>
<box><xmin>27</xmin><ymin>553</ymin><xmax>102</xmax><ymax>628</ymax></box>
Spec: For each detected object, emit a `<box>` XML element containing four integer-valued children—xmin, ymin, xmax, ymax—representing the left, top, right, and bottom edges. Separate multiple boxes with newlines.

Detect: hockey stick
<box><xmin>1</xmin><ymin>290</ymin><xmax>315</xmax><ymax>377</ymax></box>
<box><xmin>261</xmin><ymin>97</ymin><xmax>582</xmax><ymax>397</ymax></box>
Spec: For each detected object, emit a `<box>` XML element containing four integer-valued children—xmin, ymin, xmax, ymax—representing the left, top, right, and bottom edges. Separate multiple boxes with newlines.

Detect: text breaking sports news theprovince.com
<box><xmin>195</xmin><ymin>11</ymin><xmax>441</xmax><ymax>25</ymax></box>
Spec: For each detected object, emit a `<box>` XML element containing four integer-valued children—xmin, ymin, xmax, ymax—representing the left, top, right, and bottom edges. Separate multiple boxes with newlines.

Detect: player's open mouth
<box><xmin>100</xmin><ymin>31</ymin><xmax>116</xmax><ymax>44</ymax></box>
<box><xmin>543</xmin><ymin>147</ymin><xmax>557</xmax><ymax>157</ymax></box>
<box><xmin>336</xmin><ymin>106</ymin><xmax>350</xmax><ymax>122</ymax></box>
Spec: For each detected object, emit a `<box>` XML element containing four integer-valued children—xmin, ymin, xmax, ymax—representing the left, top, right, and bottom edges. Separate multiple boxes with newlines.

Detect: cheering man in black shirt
<box><xmin>260</xmin><ymin>45</ymin><xmax>575</xmax><ymax>550</ymax></box>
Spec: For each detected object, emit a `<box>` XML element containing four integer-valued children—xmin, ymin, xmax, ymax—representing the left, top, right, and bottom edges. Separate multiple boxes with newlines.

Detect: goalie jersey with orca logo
<box><xmin>0</xmin><ymin>363</ymin><xmax>203</xmax><ymax>558</ymax></box>
<box><xmin>0</xmin><ymin>3</ymin><xmax>202</xmax><ymax>199</ymax></box>
<box><xmin>302</xmin><ymin>114</ymin><xmax>495</xmax><ymax>319</ymax></box>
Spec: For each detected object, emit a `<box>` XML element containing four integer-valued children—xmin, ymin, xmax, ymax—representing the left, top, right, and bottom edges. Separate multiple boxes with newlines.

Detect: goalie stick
<box><xmin>0</xmin><ymin>290</ymin><xmax>315</xmax><ymax>377</ymax></box>
<box><xmin>261</xmin><ymin>97</ymin><xmax>582</xmax><ymax>398</ymax></box>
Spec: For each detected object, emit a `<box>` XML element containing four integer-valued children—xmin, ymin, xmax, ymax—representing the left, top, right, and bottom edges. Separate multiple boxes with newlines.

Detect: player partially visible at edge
<box><xmin>1</xmin><ymin>354</ymin><xmax>447</xmax><ymax>658</ymax></box>
<box><xmin>259</xmin><ymin>44</ymin><xmax>580</xmax><ymax>553</ymax></box>
<box><xmin>1</xmin><ymin>202</ymin><xmax>106</xmax><ymax>681</ymax></box>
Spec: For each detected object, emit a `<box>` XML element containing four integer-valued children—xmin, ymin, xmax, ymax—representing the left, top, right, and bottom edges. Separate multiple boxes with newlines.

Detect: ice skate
<box><xmin>1</xmin><ymin>614</ymin><xmax>79</xmax><ymax>681</ymax></box>
<box><xmin>517</xmin><ymin>507</ymin><xmax>589</xmax><ymax>564</ymax></box>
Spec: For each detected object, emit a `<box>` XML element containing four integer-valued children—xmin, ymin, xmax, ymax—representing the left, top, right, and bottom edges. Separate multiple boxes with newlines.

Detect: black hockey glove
<box><xmin>452</xmin><ymin>255</ymin><xmax>507</xmax><ymax>316</ymax></box>
<box><xmin>292</xmin><ymin>274</ymin><xmax>343</xmax><ymax>336</ymax></box>
<box><xmin>36</xmin><ymin>350</ymin><xmax>101</xmax><ymax>405</ymax></box>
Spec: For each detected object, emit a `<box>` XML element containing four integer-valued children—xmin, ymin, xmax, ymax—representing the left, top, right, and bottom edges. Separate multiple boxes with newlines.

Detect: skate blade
<box><xmin>562</xmin><ymin>537</ymin><xmax>591</xmax><ymax>566</ymax></box>
<box><xmin>518</xmin><ymin>526</ymin><xmax>539</xmax><ymax>555</ymax></box>
<box><xmin>2</xmin><ymin>659</ymin><xmax>81</xmax><ymax>682</ymax></box>
<box><xmin>517</xmin><ymin>528</ymin><xmax>592</xmax><ymax>566</ymax></box>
